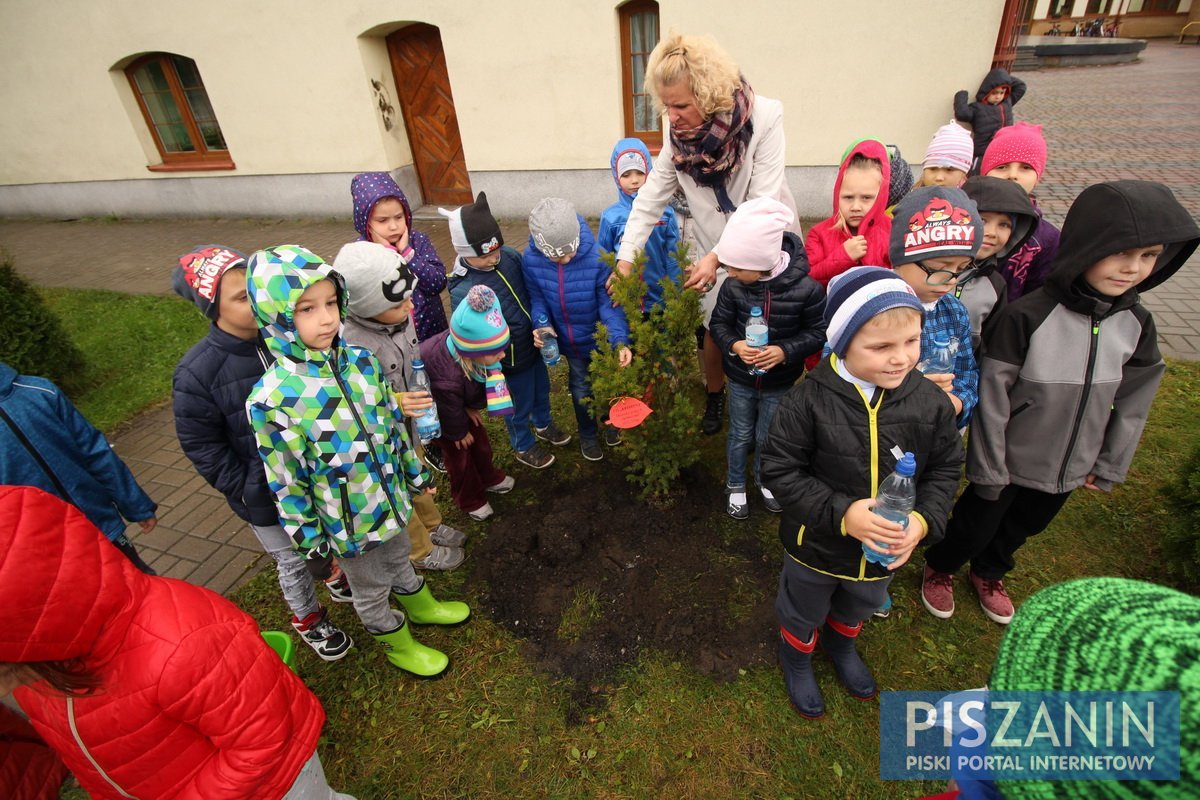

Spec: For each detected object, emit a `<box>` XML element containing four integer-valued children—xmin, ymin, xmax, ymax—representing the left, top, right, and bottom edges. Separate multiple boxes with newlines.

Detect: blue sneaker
<box><xmin>873</xmin><ymin>592</ymin><xmax>893</xmax><ymax>619</ymax></box>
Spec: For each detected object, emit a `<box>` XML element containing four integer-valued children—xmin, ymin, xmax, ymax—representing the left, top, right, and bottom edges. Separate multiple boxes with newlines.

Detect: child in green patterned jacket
<box><xmin>245</xmin><ymin>245</ymin><xmax>469</xmax><ymax>678</ymax></box>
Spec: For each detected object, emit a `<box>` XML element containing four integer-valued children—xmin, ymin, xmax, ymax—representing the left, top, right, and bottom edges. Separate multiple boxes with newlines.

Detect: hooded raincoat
<box><xmin>598</xmin><ymin>138</ymin><xmax>681</xmax><ymax>311</ymax></box>
<box><xmin>350</xmin><ymin>172</ymin><xmax>449</xmax><ymax>341</ymax></box>
<box><xmin>245</xmin><ymin>246</ymin><xmax>430</xmax><ymax>562</ymax></box>
<box><xmin>805</xmin><ymin>139</ymin><xmax>893</xmax><ymax>288</ymax></box>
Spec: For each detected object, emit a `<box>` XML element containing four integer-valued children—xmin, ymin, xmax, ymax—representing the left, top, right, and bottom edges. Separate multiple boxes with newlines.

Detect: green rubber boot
<box><xmin>370</xmin><ymin>618</ymin><xmax>448</xmax><ymax>677</ymax></box>
<box><xmin>391</xmin><ymin>579</ymin><xmax>470</xmax><ymax>625</ymax></box>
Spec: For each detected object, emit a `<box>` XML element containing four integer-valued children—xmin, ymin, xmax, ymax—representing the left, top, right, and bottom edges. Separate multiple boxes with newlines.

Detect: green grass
<box><xmin>223</xmin><ymin>359</ymin><xmax>1200</xmax><ymax>800</ymax></box>
<box><xmin>39</xmin><ymin>288</ymin><xmax>207</xmax><ymax>431</ymax></box>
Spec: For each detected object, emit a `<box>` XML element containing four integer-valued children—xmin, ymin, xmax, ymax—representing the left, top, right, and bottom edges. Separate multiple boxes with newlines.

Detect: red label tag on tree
<box><xmin>608</xmin><ymin>396</ymin><xmax>653</xmax><ymax>429</ymax></box>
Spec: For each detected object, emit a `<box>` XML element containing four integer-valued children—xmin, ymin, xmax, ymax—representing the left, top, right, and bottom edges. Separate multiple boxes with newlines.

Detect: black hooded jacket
<box><xmin>761</xmin><ymin>358</ymin><xmax>964</xmax><ymax>581</ymax></box>
<box><xmin>956</xmin><ymin>176</ymin><xmax>1038</xmax><ymax>351</ymax></box>
<box><xmin>970</xmin><ymin>180</ymin><xmax>1200</xmax><ymax>495</ymax></box>
<box><xmin>954</xmin><ymin>68</ymin><xmax>1027</xmax><ymax>162</ymax></box>
<box><xmin>709</xmin><ymin>232</ymin><xmax>827</xmax><ymax>390</ymax></box>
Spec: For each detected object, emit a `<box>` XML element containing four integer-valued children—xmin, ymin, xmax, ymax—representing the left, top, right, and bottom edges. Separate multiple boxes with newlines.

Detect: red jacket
<box><xmin>805</xmin><ymin>139</ymin><xmax>893</xmax><ymax>288</ymax></box>
<box><xmin>0</xmin><ymin>486</ymin><xmax>325</xmax><ymax>800</ymax></box>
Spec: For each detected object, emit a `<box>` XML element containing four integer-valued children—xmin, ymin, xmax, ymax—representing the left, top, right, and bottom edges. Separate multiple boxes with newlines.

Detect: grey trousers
<box><xmin>775</xmin><ymin>556</ymin><xmax>891</xmax><ymax>640</ymax></box>
<box><xmin>252</xmin><ymin>524</ymin><xmax>321</xmax><ymax>620</ymax></box>
<box><xmin>283</xmin><ymin>751</ymin><xmax>357</xmax><ymax>800</ymax></box>
<box><xmin>336</xmin><ymin>532</ymin><xmax>422</xmax><ymax>633</ymax></box>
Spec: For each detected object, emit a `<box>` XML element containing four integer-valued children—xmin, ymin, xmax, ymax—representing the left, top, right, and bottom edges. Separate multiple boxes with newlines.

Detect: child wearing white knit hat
<box><xmin>708</xmin><ymin>197</ymin><xmax>826</xmax><ymax>520</ymax></box>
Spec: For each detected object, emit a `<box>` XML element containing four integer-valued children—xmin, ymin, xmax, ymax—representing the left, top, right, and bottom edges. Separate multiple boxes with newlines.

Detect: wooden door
<box><xmin>386</xmin><ymin>24</ymin><xmax>473</xmax><ymax>205</ymax></box>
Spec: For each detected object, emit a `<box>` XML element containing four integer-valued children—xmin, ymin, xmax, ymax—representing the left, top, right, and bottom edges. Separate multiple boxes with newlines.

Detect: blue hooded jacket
<box><xmin>0</xmin><ymin>362</ymin><xmax>156</xmax><ymax>541</ymax></box>
<box><xmin>523</xmin><ymin>217</ymin><xmax>630</xmax><ymax>359</ymax></box>
<box><xmin>598</xmin><ymin>138</ymin><xmax>681</xmax><ymax>312</ymax></box>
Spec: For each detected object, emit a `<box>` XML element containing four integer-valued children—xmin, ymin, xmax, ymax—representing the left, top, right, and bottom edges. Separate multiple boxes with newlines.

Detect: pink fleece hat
<box><xmin>713</xmin><ymin>197</ymin><xmax>795</xmax><ymax>271</ymax></box>
<box><xmin>981</xmin><ymin>122</ymin><xmax>1048</xmax><ymax>179</ymax></box>
<box><xmin>923</xmin><ymin>121</ymin><xmax>974</xmax><ymax>173</ymax></box>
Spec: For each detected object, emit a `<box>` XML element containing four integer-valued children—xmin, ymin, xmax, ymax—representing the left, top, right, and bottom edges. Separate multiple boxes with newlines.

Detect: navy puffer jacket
<box><xmin>448</xmin><ymin>246</ymin><xmax>540</xmax><ymax>373</ymax></box>
<box><xmin>709</xmin><ymin>232</ymin><xmax>827</xmax><ymax>390</ymax></box>
<box><xmin>172</xmin><ymin>325</ymin><xmax>277</xmax><ymax>525</ymax></box>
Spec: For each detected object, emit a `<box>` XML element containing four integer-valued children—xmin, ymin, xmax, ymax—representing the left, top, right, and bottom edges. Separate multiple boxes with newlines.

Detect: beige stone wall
<box><xmin>0</xmin><ymin>0</ymin><xmax>1005</xmax><ymax>211</ymax></box>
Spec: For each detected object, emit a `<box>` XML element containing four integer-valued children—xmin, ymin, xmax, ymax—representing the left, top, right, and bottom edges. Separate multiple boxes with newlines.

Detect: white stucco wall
<box><xmin>0</xmin><ymin>0</ymin><xmax>1004</xmax><ymax>217</ymax></box>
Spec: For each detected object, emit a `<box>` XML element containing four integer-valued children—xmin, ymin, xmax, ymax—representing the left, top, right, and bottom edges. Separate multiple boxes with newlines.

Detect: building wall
<box><xmin>1028</xmin><ymin>0</ymin><xmax>1193</xmax><ymax>37</ymax></box>
<box><xmin>0</xmin><ymin>0</ymin><xmax>1005</xmax><ymax>219</ymax></box>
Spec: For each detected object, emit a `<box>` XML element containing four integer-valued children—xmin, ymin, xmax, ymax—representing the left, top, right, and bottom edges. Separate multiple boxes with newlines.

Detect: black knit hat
<box><xmin>440</xmin><ymin>192</ymin><xmax>503</xmax><ymax>258</ymax></box>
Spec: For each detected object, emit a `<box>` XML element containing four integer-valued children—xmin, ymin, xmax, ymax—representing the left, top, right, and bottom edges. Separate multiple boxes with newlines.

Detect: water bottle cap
<box><xmin>933</xmin><ymin>336</ymin><xmax>951</xmax><ymax>348</ymax></box>
<box><xmin>537</xmin><ymin>314</ymin><xmax>548</xmax><ymax>324</ymax></box>
<box><xmin>896</xmin><ymin>451</ymin><xmax>916</xmax><ymax>476</ymax></box>
<box><xmin>750</xmin><ymin>306</ymin><xmax>762</xmax><ymax>315</ymax></box>
<box><xmin>412</xmin><ymin>359</ymin><xmax>424</xmax><ymax>368</ymax></box>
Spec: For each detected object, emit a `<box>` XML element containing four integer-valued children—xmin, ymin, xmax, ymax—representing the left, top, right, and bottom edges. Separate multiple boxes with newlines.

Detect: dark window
<box><xmin>619</xmin><ymin>1</ymin><xmax>661</xmax><ymax>149</ymax></box>
<box><xmin>1125</xmin><ymin>0</ymin><xmax>1182</xmax><ymax>11</ymax></box>
<box><xmin>126</xmin><ymin>54</ymin><xmax>233</xmax><ymax>171</ymax></box>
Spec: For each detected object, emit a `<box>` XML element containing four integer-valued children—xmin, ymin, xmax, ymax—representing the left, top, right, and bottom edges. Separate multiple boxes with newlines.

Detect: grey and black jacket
<box><xmin>956</xmin><ymin>176</ymin><xmax>1038</xmax><ymax>352</ymax></box>
<box><xmin>969</xmin><ymin>180</ymin><xmax>1199</xmax><ymax>496</ymax></box>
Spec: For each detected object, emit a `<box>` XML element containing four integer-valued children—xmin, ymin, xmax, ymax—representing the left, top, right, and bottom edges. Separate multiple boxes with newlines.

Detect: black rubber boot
<box><xmin>701</xmin><ymin>389</ymin><xmax>725</xmax><ymax>435</ymax></box>
<box><xmin>820</xmin><ymin>617</ymin><xmax>877</xmax><ymax>700</ymax></box>
<box><xmin>778</xmin><ymin>628</ymin><xmax>824</xmax><ymax>718</ymax></box>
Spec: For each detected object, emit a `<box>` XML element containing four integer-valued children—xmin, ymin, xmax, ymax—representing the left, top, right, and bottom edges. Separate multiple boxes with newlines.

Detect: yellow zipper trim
<box><xmin>496</xmin><ymin>271</ymin><xmax>531</xmax><ymax>320</ymax></box>
<box><xmin>785</xmin><ymin>551</ymin><xmax>891</xmax><ymax>581</ymax></box>
<box><xmin>832</xmin><ymin>354</ymin><xmax>885</xmax><ymax>580</ymax></box>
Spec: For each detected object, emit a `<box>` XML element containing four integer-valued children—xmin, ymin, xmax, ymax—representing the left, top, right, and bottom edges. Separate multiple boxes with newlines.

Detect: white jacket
<box><xmin>616</xmin><ymin>95</ymin><xmax>796</xmax><ymax>264</ymax></box>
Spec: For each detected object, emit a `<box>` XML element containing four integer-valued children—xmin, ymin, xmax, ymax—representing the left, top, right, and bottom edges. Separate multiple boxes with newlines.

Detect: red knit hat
<box><xmin>981</xmin><ymin>122</ymin><xmax>1048</xmax><ymax>180</ymax></box>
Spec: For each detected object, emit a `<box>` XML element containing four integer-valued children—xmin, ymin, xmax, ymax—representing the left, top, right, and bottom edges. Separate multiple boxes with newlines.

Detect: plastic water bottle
<box><xmin>920</xmin><ymin>336</ymin><xmax>954</xmax><ymax>374</ymax></box>
<box><xmin>745</xmin><ymin>306</ymin><xmax>769</xmax><ymax>375</ymax></box>
<box><xmin>410</xmin><ymin>359</ymin><xmax>441</xmax><ymax>443</ymax></box>
<box><xmin>537</xmin><ymin>313</ymin><xmax>560</xmax><ymax>366</ymax></box>
<box><xmin>863</xmin><ymin>451</ymin><xmax>916</xmax><ymax>566</ymax></box>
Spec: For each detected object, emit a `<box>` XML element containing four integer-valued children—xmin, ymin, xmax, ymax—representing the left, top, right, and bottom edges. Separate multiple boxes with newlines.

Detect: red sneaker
<box><xmin>969</xmin><ymin>571</ymin><xmax>1015</xmax><ymax>624</ymax></box>
<box><xmin>921</xmin><ymin>565</ymin><xmax>956</xmax><ymax>619</ymax></box>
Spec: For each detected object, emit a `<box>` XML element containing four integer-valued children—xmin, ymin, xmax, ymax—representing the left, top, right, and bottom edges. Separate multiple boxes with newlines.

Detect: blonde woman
<box><xmin>613</xmin><ymin>33</ymin><xmax>796</xmax><ymax>435</ymax></box>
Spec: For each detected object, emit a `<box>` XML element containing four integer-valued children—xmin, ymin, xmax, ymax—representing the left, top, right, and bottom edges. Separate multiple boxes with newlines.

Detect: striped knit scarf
<box><xmin>447</xmin><ymin>338</ymin><xmax>514</xmax><ymax>418</ymax></box>
<box><xmin>670</xmin><ymin>78</ymin><xmax>756</xmax><ymax>213</ymax></box>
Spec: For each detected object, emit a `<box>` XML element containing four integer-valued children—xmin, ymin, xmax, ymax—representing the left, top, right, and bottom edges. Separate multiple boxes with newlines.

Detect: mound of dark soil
<box><xmin>468</xmin><ymin>465</ymin><xmax>780</xmax><ymax>714</ymax></box>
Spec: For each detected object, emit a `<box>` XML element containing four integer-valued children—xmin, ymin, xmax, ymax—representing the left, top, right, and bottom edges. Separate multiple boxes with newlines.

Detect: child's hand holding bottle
<box><xmin>395</xmin><ymin>390</ymin><xmax>434</xmax><ymax>418</ymax></box>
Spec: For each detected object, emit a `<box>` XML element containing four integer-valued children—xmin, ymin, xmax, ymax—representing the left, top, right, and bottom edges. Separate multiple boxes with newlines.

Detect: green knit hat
<box><xmin>989</xmin><ymin>578</ymin><xmax>1199</xmax><ymax>799</ymax></box>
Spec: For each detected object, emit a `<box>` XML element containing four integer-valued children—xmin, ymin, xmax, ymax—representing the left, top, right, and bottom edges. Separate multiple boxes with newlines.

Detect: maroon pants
<box><xmin>435</xmin><ymin>419</ymin><xmax>506</xmax><ymax>514</ymax></box>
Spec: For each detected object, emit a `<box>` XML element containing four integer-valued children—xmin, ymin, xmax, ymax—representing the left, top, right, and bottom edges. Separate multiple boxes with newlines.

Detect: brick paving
<box><xmin>2</xmin><ymin>40</ymin><xmax>1198</xmax><ymax>595</ymax></box>
<box><xmin>1015</xmin><ymin>40</ymin><xmax>1200</xmax><ymax>359</ymax></box>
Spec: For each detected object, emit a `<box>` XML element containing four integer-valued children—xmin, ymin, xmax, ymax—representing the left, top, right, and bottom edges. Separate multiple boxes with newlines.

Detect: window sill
<box><xmin>147</xmin><ymin>159</ymin><xmax>236</xmax><ymax>173</ymax></box>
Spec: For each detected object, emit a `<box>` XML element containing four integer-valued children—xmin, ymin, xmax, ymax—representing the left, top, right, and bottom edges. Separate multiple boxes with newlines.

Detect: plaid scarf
<box><xmin>670</xmin><ymin>78</ymin><xmax>756</xmax><ymax>213</ymax></box>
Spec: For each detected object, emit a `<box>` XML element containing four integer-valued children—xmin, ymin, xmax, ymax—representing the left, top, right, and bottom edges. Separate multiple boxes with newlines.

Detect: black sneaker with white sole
<box><xmin>603</xmin><ymin>425</ymin><xmax>623</xmax><ymax>447</ymax></box>
<box><xmin>580</xmin><ymin>438</ymin><xmax>603</xmax><ymax>461</ymax></box>
<box><xmin>291</xmin><ymin>608</ymin><xmax>353</xmax><ymax>661</ymax></box>
<box><xmin>534</xmin><ymin>422</ymin><xmax>572</xmax><ymax>446</ymax></box>
<box><xmin>324</xmin><ymin>574</ymin><xmax>354</xmax><ymax>604</ymax></box>
<box><xmin>423</xmin><ymin>446</ymin><xmax>447</xmax><ymax>474</ymax></box>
